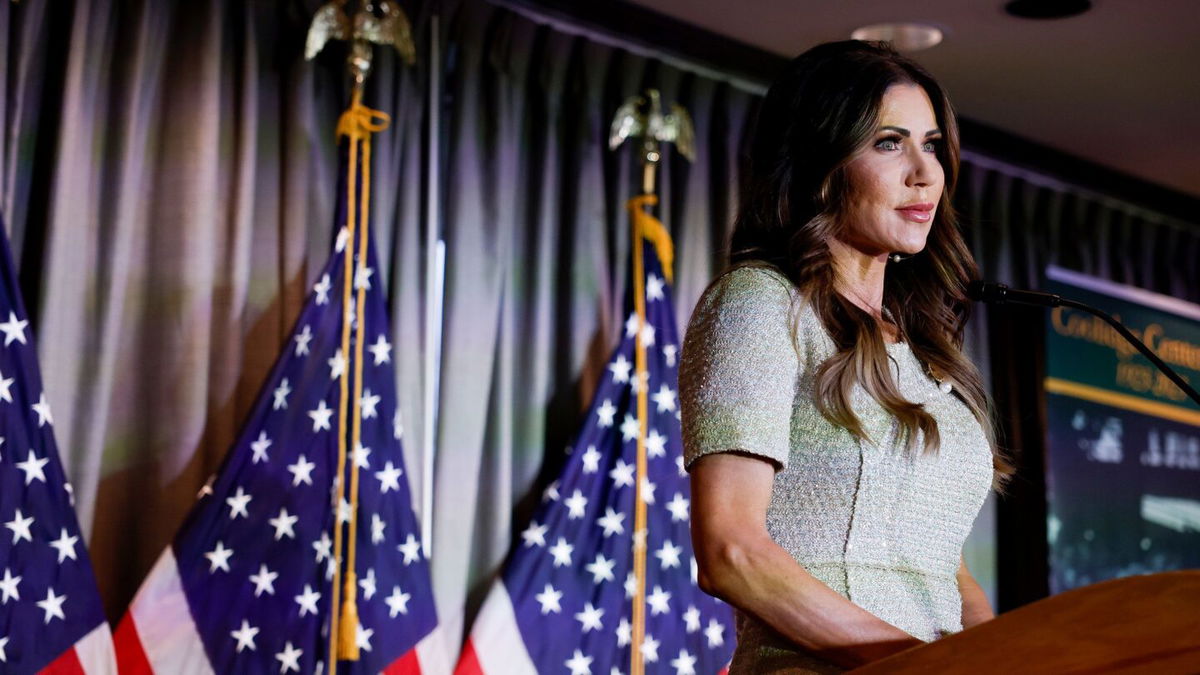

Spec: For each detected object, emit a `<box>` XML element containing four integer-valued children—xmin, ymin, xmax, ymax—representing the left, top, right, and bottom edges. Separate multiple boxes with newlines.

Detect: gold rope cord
<box><xmin>338</xmin><ymin>96</ymin><xmax>390</xmax><ymax>660</ymax></box>
<box><xmin>328</xmin><ymin>90</ymin><xmax>391</xmax><ymax>669</ymax></box>
<box><xmin>326</xmin><ymin>88</ymin><xmax>360</xmax><ymax>673</ymax></box>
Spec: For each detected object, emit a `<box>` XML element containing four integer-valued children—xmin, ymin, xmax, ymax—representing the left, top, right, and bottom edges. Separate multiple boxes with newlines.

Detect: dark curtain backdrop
<box><xmin>4</xmin><ymin>0</ymin><xmax>1199</xmax><ymax>660</ymax></box>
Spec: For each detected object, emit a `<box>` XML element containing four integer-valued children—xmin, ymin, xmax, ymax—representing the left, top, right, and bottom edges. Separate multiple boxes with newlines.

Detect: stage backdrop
<box><xmin>1043</xmin><ymin>266</ymin><xmax>1200</xmax><ymax>593</ymax></box>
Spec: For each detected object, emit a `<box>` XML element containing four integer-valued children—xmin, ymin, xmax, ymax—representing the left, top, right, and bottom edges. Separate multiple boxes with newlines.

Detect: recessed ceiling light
<box><xmin>851</xmin><ymin>23</ymin><xmax>944</xmax><ymax>52</ymax></box>
<box><xmin>1005</xmin><ymin>0</ymin><xmax>1092</xmax><ymax>19</ymax></box>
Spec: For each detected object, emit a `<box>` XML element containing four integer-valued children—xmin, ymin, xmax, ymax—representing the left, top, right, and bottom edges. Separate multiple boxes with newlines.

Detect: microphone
<box><xmin>968</xmin><ymin>279</ymin><xmax>1200</xmax><ymax>406</ymax></box>
<box><xmin>967</xmin><ymin>281</ymin><xmax>1063</xmax><ymax>308</ymax></box>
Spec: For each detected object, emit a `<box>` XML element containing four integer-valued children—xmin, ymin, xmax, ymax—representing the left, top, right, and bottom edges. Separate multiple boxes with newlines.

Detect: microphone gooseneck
<box><xmin>967</xmin><ymin>281</ymin><xmax>1063</xmax><ymax>308</ymax></box>
<box><xmin>969</xmin><ymin>280</ymin><xmax>1200</xmax><ymax>406</ymax></box>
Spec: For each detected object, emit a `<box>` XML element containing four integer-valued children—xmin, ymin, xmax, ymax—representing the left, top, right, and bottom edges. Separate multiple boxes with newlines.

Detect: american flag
<box><xmin>114</xmin><ymin>140</ymin><xmax>445</xmax><ymax>673</ymax></box>
<box><xmin>0</xmin><ymin>217</ymin><xmax>116</xmax><ymax>673</ymax></box>
<box><xmin>456</xmin><ymin>200</ymin><xmax>735</xmax><ymax>675</ymax></box>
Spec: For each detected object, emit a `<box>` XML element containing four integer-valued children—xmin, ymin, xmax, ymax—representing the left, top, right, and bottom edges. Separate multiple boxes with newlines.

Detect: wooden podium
<box><xmin>853</xmin><ymin>571</ymin><xmax>1200</xmax><ymax>674</ymax></box>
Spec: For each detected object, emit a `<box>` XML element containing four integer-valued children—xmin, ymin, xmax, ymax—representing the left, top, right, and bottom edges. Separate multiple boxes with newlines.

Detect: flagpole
<box><xmin>630</xmin><ymin>202</ymin><xmax>650</xmax><ymax>675</ymax></box>
<box><xmin>609</xmin><ymin>89</ymin><xmax>694</xmax><ymax>675</ymax></box>
<box><xmin>421</xmin><ymin>11</ymin><xmax>444</xmax><ymax>561</ymax></box>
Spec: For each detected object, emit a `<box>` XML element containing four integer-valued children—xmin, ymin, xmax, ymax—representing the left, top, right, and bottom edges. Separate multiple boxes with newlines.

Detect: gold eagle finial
<box><xmin>608</xmin><ymin>89</ymin><xmax>696</xmax><ymax>163</ymax></box>
<box><xmin>609</xmin><ymin>89</ymin><xmax>695</xmax><ymax>194</ymax></box>
<box><xmin>306</xmin><ymin>0</ymin><xmax>416</xmax><ymax>88</ymax></box>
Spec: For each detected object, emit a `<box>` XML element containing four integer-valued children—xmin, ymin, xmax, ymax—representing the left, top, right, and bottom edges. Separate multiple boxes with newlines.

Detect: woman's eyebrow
<box><xmin>879</xmin><ymin>125</ymin><xmax>943</xmax><ymax>137</ymax></box>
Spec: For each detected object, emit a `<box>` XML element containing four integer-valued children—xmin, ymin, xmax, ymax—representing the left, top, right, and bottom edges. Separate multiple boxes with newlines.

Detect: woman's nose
<box><xmin>906</xmin><ymin>151</ymin><xmax>939</xmax><ymax>188</ymax></box>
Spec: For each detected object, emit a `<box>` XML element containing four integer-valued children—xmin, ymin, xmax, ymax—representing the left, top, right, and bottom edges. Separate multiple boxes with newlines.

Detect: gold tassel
<box><xmin>627</xmin><ymin>195</ymin><xmax>675</xmax><ymax>284</ymax></box>
<box><xmin>337</xmin><ymin>572</ymin><xmax>360</xmax><ymax>660</ymax></box>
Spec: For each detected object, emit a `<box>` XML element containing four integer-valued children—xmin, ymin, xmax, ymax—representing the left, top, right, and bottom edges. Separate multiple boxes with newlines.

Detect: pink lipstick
<box><xmin>897</xmin><ymin>202</ymin><xmax>934</xmax><ymax>223</ymax></box>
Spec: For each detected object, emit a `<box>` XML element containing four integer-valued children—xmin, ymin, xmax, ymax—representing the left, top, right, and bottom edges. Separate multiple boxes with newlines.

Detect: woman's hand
<box><xmin>690</xmin><ymin>452</ymin><xmax>924</xmax><ymax>669</ymax></box>
<box><xmin>957</xmin><ymin>556</ymin><xmax>995</xmax><ymax>629</ymax></box>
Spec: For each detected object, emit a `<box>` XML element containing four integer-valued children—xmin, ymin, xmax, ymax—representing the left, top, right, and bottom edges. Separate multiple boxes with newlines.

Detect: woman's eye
<box><xmin>922</xmin><ymin>139</ymin><xmax>940</xmax><ymax>152</ymax></box>
<box><xmin>876</xmin><ymin>138</ymin><xmax>901</xmax><ymax>151</ymax></box>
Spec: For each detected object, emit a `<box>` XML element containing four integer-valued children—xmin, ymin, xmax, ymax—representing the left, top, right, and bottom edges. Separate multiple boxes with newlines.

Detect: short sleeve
<box><xmin>679</xmin><ymin>266</ymin><xmax>801</xmax><ymax>471</ymax></box>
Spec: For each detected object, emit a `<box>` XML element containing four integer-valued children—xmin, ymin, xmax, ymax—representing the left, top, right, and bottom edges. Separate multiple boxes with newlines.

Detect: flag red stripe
<box><xmin>453</xmin><ymin>639</ymin><xmax>483</xmax><ymax>675</ymax></box>
<box><xmin>382</xmin><ymin>646</ymin><xmax>421</xmax><ymax>674</ymax></box>
<box><xmin>113</xmin><ymin>614</ymin><xmax>154</xmax><ymax>675</ymax></box>
<box><xmin>38</xmin><ymin>647</ymin><xmax>84</xmax><ymax>675</ymax></box>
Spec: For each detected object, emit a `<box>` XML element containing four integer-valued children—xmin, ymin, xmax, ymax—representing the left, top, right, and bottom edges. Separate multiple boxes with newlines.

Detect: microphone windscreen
<box><xmin>966</xmin><ymin>280</ymin><xmax>992</xmax><ymax>302</ymax></box>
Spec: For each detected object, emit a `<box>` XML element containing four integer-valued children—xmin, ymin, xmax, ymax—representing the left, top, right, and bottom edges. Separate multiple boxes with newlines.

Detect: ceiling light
<box><xmin>1005</xmin><ymin>0</ymin><xmax>1092</xmax><ymax>19</ymax></box>
<box><xmin>851</xmin><ymin>23</ymin><xmax>944</xmax><ymax>52</ymax></box>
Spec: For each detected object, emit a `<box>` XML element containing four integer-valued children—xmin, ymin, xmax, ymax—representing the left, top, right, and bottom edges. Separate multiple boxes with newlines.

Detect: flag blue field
<box><xmin>0</xmin><ymin>216</ymin><xmax>116</xmax><ymax>674</ymax></box>
<box><xmin>114</xmin><ymin>140</ymin><xmax>444</xmax><ymax>674</ymax></box>
<box><xmin>457</xmin><ymin>204</ymin><xmax>735</xmax><ymax>675</ymax></box>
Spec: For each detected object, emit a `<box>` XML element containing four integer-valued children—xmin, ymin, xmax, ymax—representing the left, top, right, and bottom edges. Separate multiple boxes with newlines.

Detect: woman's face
<box><xmin>837</xmin><ymin>83</ymin><xmax>945</xmax><ymax>258</ymax></box>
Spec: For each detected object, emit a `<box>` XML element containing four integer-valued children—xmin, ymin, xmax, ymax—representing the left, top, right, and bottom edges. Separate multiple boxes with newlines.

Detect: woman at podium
<box><xmin>680</xmin><ymin>40</ymin><xmax>1012</xmax><ymax>673</ymax></box>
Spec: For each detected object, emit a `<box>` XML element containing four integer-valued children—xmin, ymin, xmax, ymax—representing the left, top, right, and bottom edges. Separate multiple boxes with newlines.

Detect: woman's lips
<box><xmin>897</xmin><ymin>203</ymin><xmax>934</xmax><ymax>223</ymax></box>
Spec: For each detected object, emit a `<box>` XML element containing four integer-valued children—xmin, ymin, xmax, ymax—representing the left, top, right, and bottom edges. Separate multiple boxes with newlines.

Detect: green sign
<box><xmin>1043</xmin><ymin>266</ymin><xmax>1200</xmax><ymax>594</ymax></box>
<box><xmin>1045</xmin><ymin>267</ymin><xmax>1200</xmax><ymax>425</ymax></box>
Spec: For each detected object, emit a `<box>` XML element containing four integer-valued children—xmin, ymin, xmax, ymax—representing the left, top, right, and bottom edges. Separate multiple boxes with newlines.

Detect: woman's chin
<box><xmin>884</xmin><ymin>228</ymin><xmax>931</xmax><ymax>256</ymax></box>
<box><xmin>893</xmin><ymin>240</ymin><xmax>929</xmax><ymax>256</ymax></box>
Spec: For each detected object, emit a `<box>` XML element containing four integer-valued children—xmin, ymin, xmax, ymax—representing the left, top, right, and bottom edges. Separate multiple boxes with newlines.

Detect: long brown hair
<box><xmin>730</xmin><ymin>40</ymin><xmax>1011</xmax><ymax>481</ymax></box>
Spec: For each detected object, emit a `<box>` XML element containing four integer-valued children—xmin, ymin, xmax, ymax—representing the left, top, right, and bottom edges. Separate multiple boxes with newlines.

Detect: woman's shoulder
<box><xmin>687</xmin><ymin>265</ymin><xmax>830</xmax><ymax>365</ymax></box>
<box><xmin>697</xmin><ymin>264</ymin><xmax>799</xmax><ymax>313</ymax></box>
<box><xmin>685</xmin><ymin>264</ymin><xmax>814</xmax><ymax>358</ymax></box>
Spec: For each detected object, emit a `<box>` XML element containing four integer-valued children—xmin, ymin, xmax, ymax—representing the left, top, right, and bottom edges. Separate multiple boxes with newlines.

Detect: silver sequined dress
<box><xmin>680</xmin><ymin>266</ymin><xmax>993</xmax><ymax>674</ymax></box>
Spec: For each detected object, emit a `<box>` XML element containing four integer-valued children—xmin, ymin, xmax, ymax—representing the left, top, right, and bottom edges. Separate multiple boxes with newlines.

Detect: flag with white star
<box><xmin>455</xmin><ymin>202</ymin><xmax>735</xmax><ymax>675</ymax></box>
<box><xmin>113</xmin><ymin>140</ymin><xmax>445</xmax><ymax>673</ymax></box>
<box><xmin>0</xmin><ymin>216</ymin><xmax>117</xmax><ymax>673</ymax></box>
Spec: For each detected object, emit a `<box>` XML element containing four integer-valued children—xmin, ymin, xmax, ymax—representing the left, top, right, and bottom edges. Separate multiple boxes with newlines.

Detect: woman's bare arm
<box><xmin>957</xmin><ymin>556</ymin><xmax>995</xmax><ymax>629</ymax></box>
<box><xmin>690</xmin><ymin>452</ymin><xmax>924</xmax><ymax>669</ymax></box>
